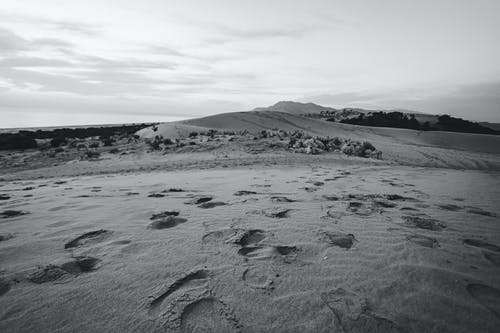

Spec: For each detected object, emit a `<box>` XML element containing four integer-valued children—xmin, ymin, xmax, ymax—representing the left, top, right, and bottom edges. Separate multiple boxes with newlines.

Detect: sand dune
<box><xmin>136</xmin><ymin>110</ymin><xmax>500</xmax><ymax>170</ymax></box>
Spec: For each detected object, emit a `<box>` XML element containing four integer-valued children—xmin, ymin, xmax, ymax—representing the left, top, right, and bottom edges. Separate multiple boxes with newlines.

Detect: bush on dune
<box><xmin>50</xmin><ymin>137</ymin><xmax>67</xmax><ymax>148</ymax></box>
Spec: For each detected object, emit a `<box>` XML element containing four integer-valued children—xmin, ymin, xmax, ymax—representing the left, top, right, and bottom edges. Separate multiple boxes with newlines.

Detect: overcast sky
<box><xmin>1</xmin><ymin>0</ymin><xmax>499</xmax><ymax>127</ymax></box>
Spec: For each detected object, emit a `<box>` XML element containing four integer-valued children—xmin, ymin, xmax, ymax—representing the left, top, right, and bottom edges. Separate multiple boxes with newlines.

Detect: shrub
<box><xmin>50</xmin><ymin>137</ymin><xmax>67</xmax><ymax>148</ymax></box>
<box><xmin>360</xmin><ymin>141</ymin><xmax>375</xmax><ymax>152</ymax></box>
<box><xmin>102</xmin><ymin>137</ymin><xmax>114</xmax><ymax>146</ymax></box>
<box><xmin>163</xmin><ymin>138</ymin><xmax>174</xmax><ymax>145</ymax></box>
<box><xmin>89</xmin><ymin>142</ymin><xmax>99</xmax><ymax>148</ymax></box>
<box><xmin>188</xmin><ymin>132</ymin><xmax>198</xmax><ymax>138</ymax></box>
<box><xmin>207</xmin><ymin>129</ymin><xmax>217</xmax><ymax>138</ymax></box>
<box><xmin>83</xmin><ymin>151</ymin><xmax>100</xmax><ymax>159</ymax></box>
<box><xmin>109</xmin><ymin>148</ymin><xmax>120</xmax><ymax>154</ymax></box>
<box><xmin>146</xmin><ymin>136</ymin><xmax>163</xmax><ymax>150</ymax></box>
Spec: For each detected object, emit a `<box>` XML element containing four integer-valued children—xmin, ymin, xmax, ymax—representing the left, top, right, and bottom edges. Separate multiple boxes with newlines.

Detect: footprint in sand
<box><xmin>463</xmin><ymin>239</ymin><xmax>500</xmax><ymax>252</ymax></box>
<box><xmin>149</xmin><ymin>216</ymin><xmax>188</xmax><ymax>229</ymax></box>
<box><xmin>185</xmin><ymin>196</ymin><xmax>213</xmax><ymax>205</ymax></box>
<box><xmin>346</xmin><ymin>201</ymin><xmax>374</xmax><ymax>216</ymax></box>
<box><xmin>320</xmin><ymin>231</ymin><xmax>356</xmax><ymax>249</ymax></box>
<box><xmin>483</xmin><ymin>252</ymin><xmax>500</xmax><ymax>266</ymax></box>
<box><xmin>179</xmin><ymin>297</ymin><xmax>241</xmax><ymax>333</ymax></box>
<box><xmin>162</xmin><ymin>188</ymin><xmax>185</xmax><ymax>193</ymax></box>
<box><xmin>233</xmin><ymin>230</ymin><xmax>295</xmax><ymax>258</ymax></box>
<box><xmin>270</xmin><ymin>196</ymin><xmax>296</xmax><ymax>203</ymax></box>
<box><xmin>150</xmin><ymin>211</ymin><xmax>180</xmax><ymax>219</ymax></box>
<box><xmin>1</xmin><ymin>210</ymin><xmax>29</xmax><ymax>219</ymax></box>
<box><xmin>148</xmin><ymin>193</ymin><xmax>166</xmax><ymax>198</ymax></box>
<box><xmin>406</xmin><ymin>235</ymin><xmax>439</xmax><ymax>248</ymax></box>
<box><xmin>437</xmin><ymin>204</ymin><xmax>463</xmax><ymax>211</ymax></box>
<box><xmin>234</xmin><ymin>190</ymin><xmax>257</xmax><ymax>196</ymax></box>
<box><xmin>64</xmin><ymin>229</ymin><xmax>112</xmax><ymax>249</ymax></box>
<box><xmin>202</xmin><ymin>229</ymin><xmax>240</xmax><ymax>246</ymax></box>
<box><xmin>233</xmin><ymin>229</ymin><xmax>267</xmax><ymax>247</ymax></box>
<box><xmin>242</xmin><ymin>265</ymin><xmax>276</xmax><ymax>289</ymax></box>
<box><xmin>198</xmin><ymin>201</ymin><xmax>227</xmax><ymax>209</ymax></box>
<box><xmin>28</xmin><ymin>256</ymin><xmax>100</xmax><ymax>284</ymax></box>
<box><xmin>148</xmin><ymin>269</ymin><xmax>210</xmax><ymax>316</ymax></box>
<box><xmin>264</xmin><ymin>208</ymin><xmax>292</xmax><ymax>218</ymax></box>
<box><xmin>400</xmin><ymin>207</ymin><xmax>418</xmax><ymax>211</ymax></box>
<box><xmin>0</xmin><ymin>277</ymin><xmax>11</xmax><ymax>296</ymax></box>
<box><xmin>0</xmin><ymin>233</ymin><xmax>14</xmax><ymax>242</ymax></box>
<box><xmin>372</xmin><ymin>199</ymin><xmax>397</xmax><ymax>208</ymax></box>
<box><xmin>464</xmin><ymin>239</ymin><xmax>500</xmax><ymax>266</ymax></box>
<box><xmin>322</xmin><ymin>195</ymin><xmax>340</xmax><ymax>201</ymax></box>
<box><xmin>402</xmin><ymin>216</ymin><xmax>446</xmax><ymax>231</ymax></box>
<box><xmin>321</xmin><ymin>288</ymin><xmax>399</xmax><ymax>333</ymax></box>
<box><xmin>28</xmin><ymin>265</ymin><xmax>69</xmax><ymax>284</ymax></box>
<box><xmin>60</xmin><ymin>256</ymin><xmax>101</xmax><ymax>274</ymax></box>
<box><xmin>467</xmin><ymin>207</ymin><xmax>497</xmax><ymax>218</ymax></box>
<box><xmin>467</xmin><ymin>284</ymin><xmax>500</xmax><ymax>319</ymax></box>
<box><xmin>237</xmin><ymin>245</ymin><xmax>297</xmax><ymax>260</ymax></box>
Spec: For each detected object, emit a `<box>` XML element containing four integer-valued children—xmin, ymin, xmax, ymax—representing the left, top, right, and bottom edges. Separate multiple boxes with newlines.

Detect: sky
<box><xmin>1</xmin><ymin>0</ymin><xmax>499</xmax><ymax>128</ymax></box>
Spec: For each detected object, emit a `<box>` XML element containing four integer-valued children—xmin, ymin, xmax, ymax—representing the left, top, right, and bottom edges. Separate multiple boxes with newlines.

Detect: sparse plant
<box><xmin>102</xmin><ymin>137</ymin><xmax>114</xmax><ymax>146</ymax></box>
<box><xmin>83</xmin><ymin>150</ymin><xmax>100</xmax><ymax>159</ymax></box>
<box><xmin>50</xmin><ymin>137</ymin><xmax>67</xmax><ymax>148</ymax></box>
<box><xmin>208</xmin><ymin>129</ymin><xmax>217</xmax><ymax>138</ymax></box>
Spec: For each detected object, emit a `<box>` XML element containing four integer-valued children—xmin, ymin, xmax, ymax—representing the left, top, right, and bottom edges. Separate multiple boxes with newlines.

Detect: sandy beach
<box><xmin>1</xmin><ymin>127</ymin><xmax>499</xmax><ymax>332</ymax></box>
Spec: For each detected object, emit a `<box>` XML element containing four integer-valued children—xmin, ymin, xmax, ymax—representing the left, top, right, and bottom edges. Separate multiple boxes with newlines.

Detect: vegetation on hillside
<box><xmin>338</xmin><ymin>112</ymin><xmax>499</xmax><ymax>135</ymax></box>
<box><xmin>0</xmin><ymin>124</ymin><xmax>152</xmax><ymax>150</ymax></box>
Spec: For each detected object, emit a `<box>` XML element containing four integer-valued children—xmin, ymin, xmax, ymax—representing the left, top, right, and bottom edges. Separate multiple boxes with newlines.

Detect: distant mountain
<box><xmin>253</xmin><ymin>101</ymin><xmax>338</xmax><ymax>115</ymax></box>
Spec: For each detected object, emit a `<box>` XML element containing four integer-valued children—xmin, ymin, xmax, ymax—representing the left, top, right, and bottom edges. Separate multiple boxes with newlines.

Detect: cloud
<box><xmin>1</xmin><ymin>67</ymin><xmax>166</xmax><ymax>96</ymax></box>
<box><xmin>215</xmin><ymin>24</ymin><xmax>310</xmax><ymax>40</ymax></box>
<box><xmin>51</xmin><ymin>21</ymin><xmax>101</xmax><ymax>35</ymax></box>
<box><xmin>0</xmin><ymin>56</ymin><xmax>74</xmax><ymax>68</ymax></box>
<box><xmin>0</xmin><ymin>26</ymin><xmax>73</xmax><ymax>54</ymax></box>
<box><xmin>196</xmin><ymin>21</ymin><xmax>315</xmax><ymax>45</ymax></box>
<box><xmin>0</xmin><ymin>27</ymin><xmax>29</xmax><ymax>53</ymax></box>
<box><xmin>149</xmin><ymin>45</ymin><xmax>186</xmax><ymax>57</ymax></box>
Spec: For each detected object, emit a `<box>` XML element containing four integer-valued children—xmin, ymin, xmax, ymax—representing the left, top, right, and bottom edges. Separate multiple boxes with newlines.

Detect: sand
<box><xmin>1</xmin><ymin>115</ymin><xmax>500</xmax><ymax>332</ymax></box>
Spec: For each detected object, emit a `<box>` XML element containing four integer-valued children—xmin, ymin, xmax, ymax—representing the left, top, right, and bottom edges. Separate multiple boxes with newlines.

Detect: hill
<box><xmin>136</xmin><ymin>109</ymin><xmax>500</xmax><ymax>170</ymax></box>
